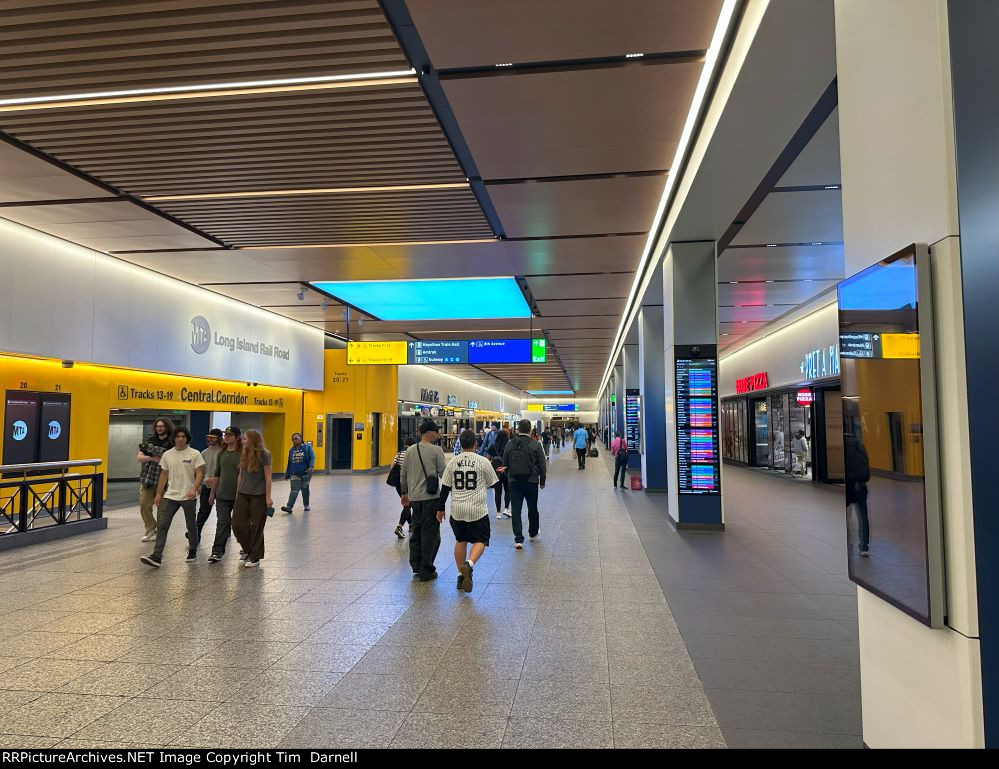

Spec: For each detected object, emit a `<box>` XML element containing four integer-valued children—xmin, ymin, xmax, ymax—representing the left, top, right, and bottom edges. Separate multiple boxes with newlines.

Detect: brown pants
<box><xmin>232</xmin><ymin>492</ymin><xmax>268</xmax><ymax>561</ymax></box>
<box><xmin>138</xmin><ymin>485</ymin><xmax>157</xmax><ymax>536</ymax></box>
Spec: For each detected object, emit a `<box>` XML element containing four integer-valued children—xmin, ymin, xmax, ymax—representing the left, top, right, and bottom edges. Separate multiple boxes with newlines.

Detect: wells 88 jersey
<box><xmin>441</xmin><ymin>452</ymin><xmax>499</xmax><ymax>522</ymax></box>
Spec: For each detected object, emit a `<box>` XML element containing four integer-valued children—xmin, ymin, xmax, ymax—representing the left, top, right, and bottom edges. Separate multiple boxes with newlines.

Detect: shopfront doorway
<box><xmin>751</xmin><ymin>399</ymin><xmax>769</xmax><ymax>468</ymax></box>
<box><xmin>327</xmin><ymin>413</ymin><xmax>353</xmax><ymax>470</ymax></box>
<box><xmin>370</xmin><ymin>413</ymin><xmax>381</xmax><ymax>468</ymax></box>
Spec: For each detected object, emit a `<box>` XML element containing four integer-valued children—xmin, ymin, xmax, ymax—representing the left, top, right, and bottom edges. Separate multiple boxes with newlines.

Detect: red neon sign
<box><xmin>796</xmin><ymin>389</ymin><xmax>814</xmax><ymax>405</ymax></box>
<box><xmin>735</xmin><ymin>372</ymin><xmax>769</xmax><ymax>394</ymax></box>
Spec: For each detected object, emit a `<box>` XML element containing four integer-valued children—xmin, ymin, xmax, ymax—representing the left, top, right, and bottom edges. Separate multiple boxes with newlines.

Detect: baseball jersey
<box><xmin>441</xmin><ymin>451</ymin><xmax>499</xmax><ymax>523</ymax></box>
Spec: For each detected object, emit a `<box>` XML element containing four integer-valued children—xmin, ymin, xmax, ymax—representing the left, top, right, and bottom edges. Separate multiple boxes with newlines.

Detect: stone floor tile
<box><xmin>318</xmin><ymin>671</ymin><xmax>429</xmax><ymax>711</ymax></box>
<box><xmin>279</xmin><ymin>708</ymin><xmax>405</xmax><ymax>748</ymax></box>
<box><xmin>0</xmin><ymin>657</ymin><xmax>103</xmax><ymax>692</ymax></box>
<box><xmin>142</xmin><ymin>666</ymin><xmax>263</xmax><ymax>702</ymax></box>
<box><xmin>60</xmin><ymin>663</ymin><xmax>181</xmax><ymax>696</ymax></box>
<box><xmin>72</xmin><ymin>698</ymin><xmax>217</xmax><ymax>743</ymax></box>
<box><xmin>389</xmin><ymin>713</ymin><xmax>507</xmax><ymax>749</ymax></box>
<box><xmin>235</xmin><ymin>669</ymin><xmax>346</xmax><ymax>706</ymax></box>
<box><xmin>503</xmin><ymin>717</ymin><xmax>614</xmax><ymax>749</ymax></box>
<box><xmin>171</xmin><ymin>704</ymin><xmax>309</xmax><ymax>747</ymax></box>
<box><xmin>7</xmin><ymin>693</ymin><xmax>127</xmax><ymax>737</ymax></box>
<box><xmin>612</xmin><ymin>722</ymin><xmax>726</xmax><ymax>748</ymax></box>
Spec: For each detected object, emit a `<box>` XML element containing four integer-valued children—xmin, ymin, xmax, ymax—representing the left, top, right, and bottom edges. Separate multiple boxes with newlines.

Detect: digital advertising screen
<box><xmin>674</xmin><ymin>352</ymin><xmax>720</xmax><ymax>495</ymax></box>
<box><xmin>38</xmin><ymin>394</ymin><xmax>71</xmax><ymax>464</ymax></box>
<box><xmin>837</xmin><ymin>243</ymin><xmax>944</xmax><ymax>626</ymax></box>
<box><xmin>3</xmin><ymin>391</ymin><xmax>41</xmax><ymax>466</ymax></box>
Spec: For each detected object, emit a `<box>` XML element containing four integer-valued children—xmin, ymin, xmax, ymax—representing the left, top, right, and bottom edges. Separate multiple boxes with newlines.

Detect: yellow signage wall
<box><xmin>0</xmin><ymin>353</ymin><xmax>305</xmax><ymax>488</ymax></box>
<box><xmin>304</xmin><ymin>349</ymin><xmax>399</xmax><ymax>471</ymax></box>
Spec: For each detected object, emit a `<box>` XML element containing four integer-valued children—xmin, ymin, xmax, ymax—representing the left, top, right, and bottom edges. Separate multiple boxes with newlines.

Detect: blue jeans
<box><xmin>286</xmin><ymin>473</ymin><xmax>311</xmax><ymax>509</ymax></box>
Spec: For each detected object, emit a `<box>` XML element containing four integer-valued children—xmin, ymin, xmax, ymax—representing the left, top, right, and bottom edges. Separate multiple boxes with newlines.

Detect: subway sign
<box><xmin>735</xmin><ymin>371</ymin><xmax>769</xmax><ymax>394</ymax></box>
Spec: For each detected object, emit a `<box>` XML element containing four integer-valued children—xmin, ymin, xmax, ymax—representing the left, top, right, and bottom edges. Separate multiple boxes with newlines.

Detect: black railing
<box><xmin>0</xmin><ymin>459</ymin><xmax>104</xmax><ymax>536</ymax></box>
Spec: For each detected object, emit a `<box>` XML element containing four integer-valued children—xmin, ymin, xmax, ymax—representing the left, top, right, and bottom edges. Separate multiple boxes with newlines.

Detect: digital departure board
<box><xmin>675</xmin><ymin>352</ymin><xmax>720</xmax><ymax>495</ymax></box>
<box><xmin>625</xmin><ymin>388</ymin><xmax>641</xmax><ymax>454</ymax></box>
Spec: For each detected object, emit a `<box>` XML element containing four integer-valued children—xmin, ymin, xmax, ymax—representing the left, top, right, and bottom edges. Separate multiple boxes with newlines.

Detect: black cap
<box><xmin>419</xmin><ymin>419</ymin><xmax>441</xmax><ymax>434</ymax></box>
<box><xmin>224</xmin><ymin>426</ymin><xmax>242</xmax><ymax>437</ymax></box>
<box><xmin>206</xmin><ymin>428</ymin><xmax>224</xmax><ymax>439</ymax></box>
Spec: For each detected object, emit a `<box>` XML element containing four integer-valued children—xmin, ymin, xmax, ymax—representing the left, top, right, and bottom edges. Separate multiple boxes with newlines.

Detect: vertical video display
<box><xmin>3</xmin><ymin>391</ymin><xmax>41</xmax><ymax>466</ymax></box>
<box><xmin>625</xmin><ymin>388</ymin><xmax>641</xmax><ymax>454</ymax></box>
<box><xmin>38</xmin><ymin>394</ymin><xmax>71</xmax><ymax>463</ymax></box>
<box><xmin>675</xmin><ymin>352</ymin><xmax>720</xmax><ymax>494</ymax></box>
<box><xmin>838</xmin><ymin>244</ymin><xmax>942</xmax><ymax>626</ymax></box>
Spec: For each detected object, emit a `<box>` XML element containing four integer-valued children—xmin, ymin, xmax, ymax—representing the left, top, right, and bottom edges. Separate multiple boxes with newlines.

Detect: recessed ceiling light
<box><xmin>824</xmin><ymin>185</ymin><xmax>840</xmax><ymax>189</ymax></box>
<box><xmin>811</xmin><ymin>242</ymin><xmax>823</xmax><ymax>246</ymax></box>
<box><xmin>0</xmin><ymin>69</ymin><xmax>417</xmax><ymax>111</ymax></box>
<box><xmin>729</xmin><ymin>281</ymin><xmax>738</xmax><ymax>284</ymax></box>
<box><xmin>495</xmin><ymin>62</ymin><xmax>513</xmax><ymax>67</ymax></box>
<box><xmin>625</xmin><ymin>52</ymin><xmax>645</xmax><ymax>58</ymax></box>
<box><xmin>765</xmin><ymin>244</ymin><xmax>778</xmax><ymax>247</ymax></box>
<box><xmin>765</xmin><ymin>280</ymin><xmax>775</xmax><ymax>283</ymax></box>
<box><xmin>145</xmin><ymin>182</ymin><xmax>469</xmax><ymax>202</ymax></box>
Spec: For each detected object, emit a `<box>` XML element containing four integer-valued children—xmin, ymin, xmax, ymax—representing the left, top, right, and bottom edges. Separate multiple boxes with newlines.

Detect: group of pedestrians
<box><xmin>395</xmin><ymin>418</ymin><xmax>547</xmax><ymax>587</ymax></box>
<box><xmin>136</xmin><ymin>421</ymin><xmax>315</xmax><ymax>569</ymax></box>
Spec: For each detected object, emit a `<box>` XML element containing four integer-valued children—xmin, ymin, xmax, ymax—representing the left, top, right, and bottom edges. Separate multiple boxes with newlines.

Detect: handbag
<box><xmin>416</xmin><ymin>444</ymin><xmax>439</xmax><ymax>495</ymax></box>
<box><xmin>386</xmin><ymin>462</ymin><xmax>401</xmax><ymax>487</ymax></box>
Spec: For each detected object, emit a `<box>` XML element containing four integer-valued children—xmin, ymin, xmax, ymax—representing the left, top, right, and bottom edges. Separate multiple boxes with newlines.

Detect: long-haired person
<box><xmin>232</xmin><ymin>429</ymin><xmax>273</xmax><ymax>568</ymax></box>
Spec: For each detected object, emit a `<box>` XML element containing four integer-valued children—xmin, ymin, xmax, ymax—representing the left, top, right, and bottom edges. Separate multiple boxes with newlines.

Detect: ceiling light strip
<box><xmin>597</xmin><ymin>0</ymin><xmax>739</xmax><ymax>399</ymax></box>
<box><xmin>238</xmin><ymin>238</ymin><xmax>496</xmax><ymax>250</ymax></box>
<box><xmin>0</xmin><ymin>76</ymin><xmax>418</xmax><ymax>113</ymax></box>
<box><xmin>144</xmin><ymin>182</ymin><xmax>469</xmax><ymax>202</ymax></box>
<box><xmin>0</xmin><ymin>70</ymin><xmax>416</xmax><ymax>107</ymax></box>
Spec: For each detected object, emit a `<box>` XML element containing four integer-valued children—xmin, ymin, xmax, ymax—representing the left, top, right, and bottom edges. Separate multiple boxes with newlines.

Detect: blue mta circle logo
<box><xmin>191</xmin><ymin>316</ymin><xmax>211</xmax><ymax>354</ymax></box>
<box><xmin>12</xmin><ymin>420</ymin><xmax>28</xmax><ymax>441</ymax></box>
<box><xmin>48</xmin><ymin>421</ymin><xmax>62</xmax><ymax>440</ymax></box>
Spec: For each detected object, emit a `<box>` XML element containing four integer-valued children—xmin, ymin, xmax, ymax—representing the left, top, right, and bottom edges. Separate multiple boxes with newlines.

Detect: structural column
<box><xmin>662</xmin><ymin>240</ymin><xmax>722</xmax><ymax>528</ymax></box>
<box><xmin>638</xmin><ymin>305</ymin><xmax>667</xmax><ymax>492</ymax></box>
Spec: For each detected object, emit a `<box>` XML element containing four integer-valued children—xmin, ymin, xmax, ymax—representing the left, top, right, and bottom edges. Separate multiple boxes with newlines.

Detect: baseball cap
<box><xmin>419</xmin><ymin>419</ymin><xmax>441</xmax><ymax>434</ymax></box>
<box><xmin>206</xmin><ymin>428</ymin><xmax>224</xmax><ymax>439</ymax></box>
<box><xmin>223</xmin><ymin>426</ymin><xmax>242</xmax><ymax>437</ymax></box>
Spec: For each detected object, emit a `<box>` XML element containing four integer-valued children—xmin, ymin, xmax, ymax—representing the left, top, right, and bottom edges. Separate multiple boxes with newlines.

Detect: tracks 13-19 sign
<box><xmin>674</xmin><ymin>350</ymin><xmax>720</xmax><ymax>495</ymax></box>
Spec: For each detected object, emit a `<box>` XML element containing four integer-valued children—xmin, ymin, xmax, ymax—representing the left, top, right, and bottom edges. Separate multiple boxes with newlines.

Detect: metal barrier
<box><xmin>0</xmin><ymin>459</ymin><xmax>104</xmax><ymax>536</ymax></box>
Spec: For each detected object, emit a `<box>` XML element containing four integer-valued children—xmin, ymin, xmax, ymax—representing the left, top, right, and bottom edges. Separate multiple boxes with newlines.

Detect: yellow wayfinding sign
<box><xmin>347</xmin><ymin>341</ymin><xmax>407</xmax><ymax>365</ymax></box>
<box><xmin>526</xmin><ymin>404</ymin><xmax>544</xmax><ymax>411</ymax></box>
<box><xmin>881</xmin><ymin>333</ymin><xmax>920</xmax><ymax>359</ymax></box>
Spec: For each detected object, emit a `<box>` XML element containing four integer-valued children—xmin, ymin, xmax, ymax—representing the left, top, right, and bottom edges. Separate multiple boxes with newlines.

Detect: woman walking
<box><xmin>232</xmin><ymin>429</ymin><xmax>273</xmax><ymax>568</ymax></box>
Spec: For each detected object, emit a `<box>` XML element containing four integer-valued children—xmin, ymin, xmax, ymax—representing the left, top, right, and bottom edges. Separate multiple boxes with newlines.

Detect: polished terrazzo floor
<box><xmin>0</xmin><ymin>446</ymin><xmax>723</xmax><ymax>749</ymax></box>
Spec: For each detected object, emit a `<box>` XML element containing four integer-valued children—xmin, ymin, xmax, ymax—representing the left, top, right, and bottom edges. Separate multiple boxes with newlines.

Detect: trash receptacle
<box><xmin>630</xmin><ymin>476</ymin><xmax>643</xmax><ymax>491</ymax></box>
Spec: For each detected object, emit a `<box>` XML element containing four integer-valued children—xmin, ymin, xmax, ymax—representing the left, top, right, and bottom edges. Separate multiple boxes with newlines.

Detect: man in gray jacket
<box><xmin>400</xmin><ymin>419</ymin><xmax>448</xmax><ymax>581</ymax></box>
<box><xmin>502</xmin><ymin>419</ymin><xmax>548</xmax><ymax>550</ymax></box>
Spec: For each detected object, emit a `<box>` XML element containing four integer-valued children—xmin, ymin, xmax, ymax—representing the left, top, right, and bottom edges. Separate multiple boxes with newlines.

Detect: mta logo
<box><xmin>191</xmin><ymin>316</ymin><xmax>211</xmax><ymax>354</ymax></box>
<box><xmin>48</xmin><ymin>421</ymin><xmax>62</xmax><ymax>440</ymax></box>
<box><xmin>12</xmin><ymin>420</ymin><xmax>28</xmax><ymax>441</ymax></box>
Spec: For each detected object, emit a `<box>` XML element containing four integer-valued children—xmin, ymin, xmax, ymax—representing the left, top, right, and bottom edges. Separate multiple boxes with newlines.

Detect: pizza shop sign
<box><xmin>735</xmin><ymin>371</ymin><xmax>769</xmax><ymax>394</ymax></box>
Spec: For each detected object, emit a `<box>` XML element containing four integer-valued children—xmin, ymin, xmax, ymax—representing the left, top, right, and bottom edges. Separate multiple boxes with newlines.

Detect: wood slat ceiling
<box><xmin>0</xmin><ymin>0</ymin><xmax>409</xmax><ymax>97</ymax></box>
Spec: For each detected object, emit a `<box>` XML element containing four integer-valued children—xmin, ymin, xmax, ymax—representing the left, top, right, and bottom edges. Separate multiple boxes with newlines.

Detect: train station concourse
<box><xmin>1</xmin><ymin>0</ymin><xmax>997</xmax><ymax>753</ymax></box>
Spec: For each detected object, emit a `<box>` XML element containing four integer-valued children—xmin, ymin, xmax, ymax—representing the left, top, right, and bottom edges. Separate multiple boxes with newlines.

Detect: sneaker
<box><xmin>244</xmin><ymin>559</ymin><xmax>260</xmax><ymax>568</ymax></box>
<box><xmin>239</xmin><ymin>551</ymin><xmax>248</xmax><ymax>561</ymax></box>
<box><xmin>418</xmin><ymin>571</ymin><xmax>438</xmax><ymax>582</ymax></box>
<box><xmin>186</xmin><ymin>550</ymin><xmax>197</xmax><ymax>562</ymax></box>
<box><xmin>141</xmin><ymin>533</ymin><xmax>155</xmax><ymax>542</ymax></box>
<box><xmin>500</xmin><ymin>512</ymin><xmax>512</xmax><ymax>520</ymax></box>
<box><xmin>394</xmin><ymin>525</ymin><xmax>404</xmax><ymax>539</ymax></box>
<box><xmin>304</xmin><ymin>506</ymin><xmax>310</xmax><ymax>512</ymax></box>
<box><xmin>860</xmin><ymin>549</ymin><xmax>870</xmax><ymax>558</ymax></box>
<box><xmin>140</xmin><ymin>555</ymin><xmax>161</xmax><ymax>568</ymax></box>
<box><xmin>456</xmin><ymin>574</ymin><xmax>465</xmax><ymax>590</ymax></box>
<box><xmin>208</xmin><ymin>553</ymin><xmax>221</xmax><ymax>563</ymax></box>
<box><xmin>459</xmin><ymin>560</ymin><xmax>474</xmax><ymax>593</ymax></box>
<box><xmin>515</xmin><ymin>542</ymin><xmax>523</xmax><ymax>550</ymax></box>
<box><xmin>281</xmin><ymin>506</ymin><xmax>293</xmax><ymax>514</ymax></box>
<box><xmin>530</xmin><ymin>531</ymin><xmax>540</xmax><ymax>541</ymax></box>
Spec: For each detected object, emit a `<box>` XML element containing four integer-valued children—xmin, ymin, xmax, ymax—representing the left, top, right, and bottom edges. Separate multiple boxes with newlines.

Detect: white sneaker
<box><xmin>141</xmin><ymin>533</ymin><xmax>155</xmax><ymax>542</ymax></box>
<box><xmin>530</xmin><ymin>531</ymin><xmax>540</xmax><ymax>541</ymax></box>
<box><xmin>244</xmin><ymin>560</ymin><xmax>260</xmax><ymax>568</ymax></box>
<box><xmin>514</xmin><ymin>542</ymin><xmax>523</xmax><ymax>550</ymax></box>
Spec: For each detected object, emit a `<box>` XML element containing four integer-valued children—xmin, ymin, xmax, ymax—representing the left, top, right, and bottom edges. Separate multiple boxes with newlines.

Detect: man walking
<box><xmin>196</xmin><ymin>428</ymin><xmax>223</xmax><ymax>535</ymax></box>
<box><xmin>400</xmin><ymin>420</ymin><xmax>448</xmax><ymax>581</ymax></box>
<box><xmin>136</xmin><ymin>417</ymin><xmax>175</xmax><ymax>542</ymax></box>
<box><xmin>140</xmin><ymin>427</ymin><xmax>205</xmax><ymax>567</ymax></box>
<box><xmin>207</xmin><ymin>426</ymin><xmax>241</xmax><ymax>562</ymax></box>
<box><xmin>573</xmin><ymin>423</ymin><xmax>589</xmax><ymax>469</ymax></box>
<box><xmin>478</xmin><ymin>422</ymin><xmax>499</xmax><ymax>457</ymax></box>
<box><xmin>503</xmin><ymin>419</ymin><xmax>547</xmax><ymax>550</ymax></box>
<box><xmin>439</xmin><ymin>429</ymin><xmax>500</xmax><ymax>593</ymax></box>
<box><xmin>281</xmin><ymin>432</ymin><xmax>315</xmax><ymax>513</ymax></box>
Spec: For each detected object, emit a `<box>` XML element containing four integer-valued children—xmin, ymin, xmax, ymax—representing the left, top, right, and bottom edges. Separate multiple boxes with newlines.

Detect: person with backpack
<box><xmin>281</xmin><ymin>432</ymin><xmax>314</xmax><ymax>513</ymax></box>
<box><xmin>611</xmin><ymin>431</ymin><xmax>629</xmax><ymax>489</ymax></box>
<box><xmin>400</xmin><ymin>420</ymin><xmax>448</xmax><ymax>581</ymax></box>
<box><xmin>502</xmin><ymin>419</ymin><xmax>547</xmax><ymax>550</ymax></box>
<box><xmin>391</xmin><ymin>437</ymin><xmax>416</xmax><ymax>538</ymax></box>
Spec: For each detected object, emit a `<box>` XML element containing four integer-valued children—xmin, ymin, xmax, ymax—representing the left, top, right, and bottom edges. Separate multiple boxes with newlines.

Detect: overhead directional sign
<box><xmin>409</xmin><ymin>340</ymin><xmax>468</xmax><ymax>365</ymax></box>
<box><xmin>347</xmin><ymin>341</ymin><xmax>407</xmax><ymax>365</ymax></box>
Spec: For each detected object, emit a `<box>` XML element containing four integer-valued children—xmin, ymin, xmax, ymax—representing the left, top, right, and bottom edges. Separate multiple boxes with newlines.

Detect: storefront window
<box><xmin>752</xmin><ymin>399</ymin><xmax>769</xmax><ymax>467</ymax></box>
<box><xmin>769</xmin><ymin>393</ymin><xmax>789</xmax><ymax>472</ymax></box>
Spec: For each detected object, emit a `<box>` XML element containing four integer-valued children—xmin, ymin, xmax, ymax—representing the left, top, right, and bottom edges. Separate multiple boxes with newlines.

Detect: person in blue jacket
<box><xmin>281</xmin><ymin>432</ymin><xmax>314</xmax><ymax>513</ymax></box>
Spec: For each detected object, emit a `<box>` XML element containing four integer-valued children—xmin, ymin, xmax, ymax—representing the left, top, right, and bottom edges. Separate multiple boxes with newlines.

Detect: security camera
<box><xmin>690</xmin><ymin>346</ymin><xmax>702</xmax><ymax>357</ymax></box>
<box><xmin>297</xmin><ymin>289</ymin><xmax>306</xmax><ymax>301</ymax></box>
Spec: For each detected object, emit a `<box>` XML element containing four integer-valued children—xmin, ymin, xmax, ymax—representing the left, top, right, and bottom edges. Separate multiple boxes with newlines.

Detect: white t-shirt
<box><xmin>159</xmin><ymin>446</ymin><xmax>206</xmax><ymax>501</ymax></box>
<box><xmin>441</xmin><ymin>451</ymin><xmax>499</xmax><ymax>523</ymax></box>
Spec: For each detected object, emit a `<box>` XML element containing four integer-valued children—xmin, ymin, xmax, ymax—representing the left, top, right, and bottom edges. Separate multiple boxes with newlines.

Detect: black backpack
<box><xmin>506</xmin><ymin>435</ymin><xmax>535</xmax><ymax>480</ymax></box>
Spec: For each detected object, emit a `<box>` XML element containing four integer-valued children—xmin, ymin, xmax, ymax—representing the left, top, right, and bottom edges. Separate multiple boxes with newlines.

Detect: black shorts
<box><xmin>449</xmin><ymin>515</ymin><xmax>491</xmax><ymax>545</ymax></box>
